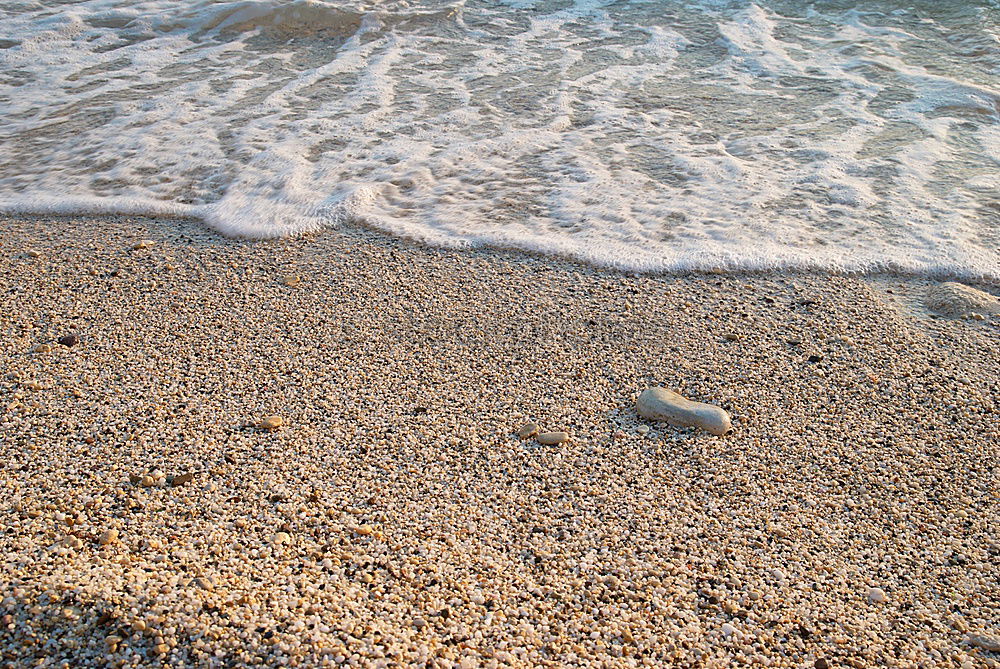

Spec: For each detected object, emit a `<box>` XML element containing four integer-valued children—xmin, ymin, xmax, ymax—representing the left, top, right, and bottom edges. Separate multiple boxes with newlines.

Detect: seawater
<box><xmin>1</xmin><ymin>0</ymin><xmax>998</xmax><ymax>277</ymax></box>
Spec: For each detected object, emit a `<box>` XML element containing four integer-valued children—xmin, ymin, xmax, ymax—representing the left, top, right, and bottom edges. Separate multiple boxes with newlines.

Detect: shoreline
<box><xmin>3</xmin><ymin>209</ymin><xmax>999</xmax><ymax>285</ymax></box>
<box><xmin>2</xmin><ymin>214</ymin><xmax>998</xmax><ymax>667</ymax></box>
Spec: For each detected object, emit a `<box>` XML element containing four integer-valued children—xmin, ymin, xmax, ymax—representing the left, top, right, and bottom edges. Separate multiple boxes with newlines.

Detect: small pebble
<box><xmin>259</xmin><ymin>415</ymin><xmax>284</xmax><ymax>431</ymax></box>
<box><xmin>25</xmin><ymin>249</ymin><xmax>43</xmax><ymax>258</ymax></box>
<box><xmin>868</xmin><ymin>587</ymin><xmax>888</xmax><ymax>603</ymax></box>
<box><xmin>57</xmin><ymin>334</ymin><xmax>80</xmax><ymax>347</ymax></box>
<box><xmin>516</xmin><ymin>422</ymin><xmax>539</xmax><ymax>439</ymax></box>
<box><xmin>132</xmin><ymin>240</ymin><xmax>155</xmax><ymax>250</ymax></box>
<box><xmin>32</xmin><ymin>343</ymin><xmax>52</xmax><ymax>353</ymax></box>
<box><xmin>170</xmin><ymin>472</ymin><xmax>196</xmax><ymax>487</ymax></box>
<box><xmin>282</xmin><ymin>275</ymin><xmax>301</xmax><ymax>287</ymax></box>
<box><xmin>140</xmin><ymin>475</ymin><xmax>155</xmax><ymax>488</ymax></box>
<box><xmin>98</xmin><ymin>529</ymin><xmax>119</xmax><ymax>546</ymax></box>
<box><xmin>536</xmin><ymin>431</ymin><xmax>570</xmax><ymax>445</ymax></box>
<box><xmin>968</xmin><ymin>634</ymin><xmax>1000</xmax><ymax>652</ymax></box>
<box><xmin>272</xmin><ymin>532</ymin><xmax>291</xmax><ymax>545</ymax></box>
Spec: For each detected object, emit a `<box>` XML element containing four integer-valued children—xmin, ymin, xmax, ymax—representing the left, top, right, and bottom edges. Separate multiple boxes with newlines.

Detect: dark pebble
<box><xmin>170</xmin><ymin>472</ymin><xmax>196</xmax><ymax>487</ymax></box>
<box><xmin>58</xmin><ymin>334</ymin><xmax>80</xmax><ymax>347</ymax></box>
<box><xmin>807</xmin><ymin>354</ymin><xmax>823</xmax><ymax>363</ymax></box>
<box><xmin>815</xmin><ymin>659</ymin><xmax>829</xmax><ymax>669</ymax></box>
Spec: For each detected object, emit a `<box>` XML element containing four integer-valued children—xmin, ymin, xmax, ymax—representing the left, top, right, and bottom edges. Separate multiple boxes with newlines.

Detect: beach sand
<box><xmin>1</xmin><ymin>214</ymin><xmax>998</xmax><ymax>668</ymax></box>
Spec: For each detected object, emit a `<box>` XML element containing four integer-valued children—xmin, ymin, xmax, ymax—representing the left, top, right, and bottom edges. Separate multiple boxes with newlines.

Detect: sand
<box><xmin>1</xmin><ymin>214</ymin><xmax>998</xmax><ymax>668</ymax></box>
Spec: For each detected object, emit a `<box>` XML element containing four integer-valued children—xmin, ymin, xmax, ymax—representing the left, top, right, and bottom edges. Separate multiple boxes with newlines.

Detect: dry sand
<box><xmin>1</xmin><ymin>214</ymin><xmax>998</xmax><ymax>668</ymax></box>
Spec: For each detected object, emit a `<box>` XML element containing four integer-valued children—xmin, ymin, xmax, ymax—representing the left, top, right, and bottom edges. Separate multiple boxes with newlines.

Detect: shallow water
<box><xmin>1</xmin><ymin>0</ymin><xmax>998</xmax><ymax>276</ymax></box>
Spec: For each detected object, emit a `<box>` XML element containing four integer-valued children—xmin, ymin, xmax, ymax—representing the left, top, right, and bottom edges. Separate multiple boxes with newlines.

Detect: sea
<box><xmin>1</xmin><ymin>0</ymin><xmax>998</xmax><ymax>277</ymax></box>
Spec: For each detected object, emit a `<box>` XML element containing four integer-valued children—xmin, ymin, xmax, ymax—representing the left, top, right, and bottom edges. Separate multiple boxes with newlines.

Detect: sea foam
<box><xmin>1</xmin><ymin>0</ymin><xmax>998</xmax><ymax>278</ymax></box>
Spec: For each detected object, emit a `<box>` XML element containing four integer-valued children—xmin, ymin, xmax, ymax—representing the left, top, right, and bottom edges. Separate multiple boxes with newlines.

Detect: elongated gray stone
<box><xmin>636</xmin><ymin>388</ymin><xmax>732</xmax><ymax>436</ymax></box>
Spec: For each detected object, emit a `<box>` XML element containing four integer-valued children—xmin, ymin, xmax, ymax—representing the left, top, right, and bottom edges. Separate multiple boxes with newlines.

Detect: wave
<box><xmin>1</xmin><ymin>0</ymin><xmax>998</xmax><ymax>279</ymax></box>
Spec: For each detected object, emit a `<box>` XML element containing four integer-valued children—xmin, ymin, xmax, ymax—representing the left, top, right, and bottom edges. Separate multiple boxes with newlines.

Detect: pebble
<box><xmin>272</xmin><ymin>532</ymin><xmax>291</xmax><ymax>545</ymax></box>
<box><xmin>516</xmin><ymin>422</ymin><xmax>539</xmax><ymax>439</ymax></box>
<box><xmin>259</xmin><ymin>415</ymin><xmax>284</xmax><ymax>430</ymax></box>
<box><xmin>32</xmin><ymin>343</ymin><xmax>52</xmax><ymax>353</ymax></box>
<box><xmin>636</xmin><ymin>387</ymin><xmax>732</xmax><ymax>436</ymax></box>
<box><xmin>353</xmin><ymin>524</ymin><xmax>375</xmax><ymax>536</ymax></box>
<box><xmin>25</xmin><ymin>249</ymin><xmax>43</xmax><ymax>258</ymax></box>
<box><xmin>720</xmin><ymin>623</ymin><xmax>735</xmax><ymax>638</ymax></box>
<box><xmin>536</xmin><ymin>431</ymin><xmax>570</xmax><ymax>445</ymax></box>
<box><xmin>57</xmin><ymin>334</ymin><xmax>80</xmax><ymax>347</ymax></box>
<box><xmin>868</xmin><ymin>587</ymin><xmax>888</xmax><ymax>603</ymax></box>
<box><xmin>170</xmin><ymin>472</ymin><xmax>196</xmax><ymax>487</ymax></box>
<box><xmin>98</xmin><ymin>529</ymin><xmax>119</xmax><ymax>546</ymax></box>
<box><xmin>282</xmin><ymin>275</ymin><xmax>302</xmax><ymax>287</ymax></box>
<box><xmin>815</xmin><ymin>659</ymin><xmax>830</xmax><ymax>669</ymax></box>
<box><xmin>968</xmin><ymin>635</ymin><xmax>1000</xmax><ymax>652</ymax></box>
<box><xmin>132</xmin><ymin>240</ymin><xmax>155</xmax><ymax>250</ymax></box>
<box><xmin>140</xmin><ymin>475</ymin><xmax>155</xmax><ymax>488</ymax></box>
<box><xmin>192</xmin><ymin>577</ymin><xmax>214</xmax><ymax>591</ymax></box>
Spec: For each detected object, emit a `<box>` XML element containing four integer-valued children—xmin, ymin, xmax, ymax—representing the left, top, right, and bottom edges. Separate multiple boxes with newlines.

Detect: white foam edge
<box><xmin>2</xmin><ymin>193</ymin><xmax>997</xmax><ymax>283</ymax></box>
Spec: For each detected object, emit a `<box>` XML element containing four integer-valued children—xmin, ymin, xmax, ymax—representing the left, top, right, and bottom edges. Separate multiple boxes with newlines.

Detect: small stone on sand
<box><xmin>968</xmin><ymin>634</ymin><xmax>1000</xmax><ymax>652</ymax></box>
<box><xmin>636</xmin><ymin>387</ymin><xmax>732</xmax><ymax>436</ymax></box>
<box><xmin>32</xmin><ymin>343</ymin><xmax>52</xmax><ymax>353</ymax></box>
<box><xmin>536</xmin><ymin>431</ymin><xmax>569</xmax><ymax>445</ymax></box>
<box><xmin>170</xmin><ymin>472</ymin><xmax>196</xmax><ymax>487</ymax></box>
<box><xmin>516</xmin><ymin>422</ymin><xmax>539</xmax><ymax>439</ymax></box>
<box><xmin>132</xmin><ymin>240</ymin><xmax>155</xmax><ymax>250</ymax></box>
<box><xmin>868</xmin><ymin>587</ymin><xmax>888</xmax><ymax>603</ymax></box>
<box><xmin>57</xmin><ymin>334</ymin><xmax>79</xmax><ymax>347</ymax></box>
<box><xmin>282</xmin><ymin>275</ymin><xmax>301</xmax><ymax>287</ymax></box>
<box><xmin>259</xmin><ymin>415</ymin><xmax>284</xmax><ymax>430</ymax></box>
<box><xmin>98</xmin><ymin>529</ymin><xmax>119</xmax><ymax>545</ymax></box>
